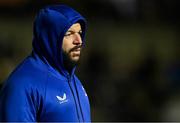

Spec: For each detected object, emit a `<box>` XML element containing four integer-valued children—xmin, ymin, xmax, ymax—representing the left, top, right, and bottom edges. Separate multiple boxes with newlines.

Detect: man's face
<box><xmin>62</xmin><ymin>23</ymin><xmax>83</xmax><ymax>67</ymax></box>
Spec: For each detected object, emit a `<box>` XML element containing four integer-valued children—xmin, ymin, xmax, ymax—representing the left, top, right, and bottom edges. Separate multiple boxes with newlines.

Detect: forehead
<box><xmin>68</xmin><ymin>23</ymin><xmax>81</xmax><ymax>31</ymax></box>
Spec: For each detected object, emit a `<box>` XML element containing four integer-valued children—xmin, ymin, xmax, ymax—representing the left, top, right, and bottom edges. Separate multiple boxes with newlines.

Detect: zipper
<box><xmin>68</xmin><ymin>75</ymin><xmax>81</xmax><ymax>122</ymax></box>
<box><xmin>73</xmin><ymin>76</ymin><xmax>85</xmax><ymax>122</ymax></box>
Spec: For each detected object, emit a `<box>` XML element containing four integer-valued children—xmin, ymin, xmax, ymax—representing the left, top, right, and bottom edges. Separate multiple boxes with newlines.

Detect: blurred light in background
<box><xmin>0</xmin><ymin>0</ymin><xmax>180</xmax><ymax>122</ymax></box>
<box><xmin>0</xmin><ymin>0</ymin><xmax>27</xmax><ymax>6</ymax></box>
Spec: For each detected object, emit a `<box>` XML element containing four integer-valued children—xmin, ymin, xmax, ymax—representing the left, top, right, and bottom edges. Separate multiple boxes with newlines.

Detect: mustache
<box><xmin>69</xmin><ymin>45</ymin><xmax>82</xmax><ymax>52</ymax></box>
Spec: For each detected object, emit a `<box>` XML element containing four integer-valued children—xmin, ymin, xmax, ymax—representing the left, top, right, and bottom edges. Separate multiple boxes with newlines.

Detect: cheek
<box><xmin>62</xmin><ymin>39</ymin><xmax>70</xmax><ymax>53</ymax></box>
<box><xmin>62</xmin><ymin>44</ymin><xmax>73</xmax><ymax>54</ymax></box>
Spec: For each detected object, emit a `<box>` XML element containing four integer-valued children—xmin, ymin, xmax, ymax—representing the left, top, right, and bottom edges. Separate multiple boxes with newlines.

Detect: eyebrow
<box><xmin>67</xmin><ymin>29</ymin><xmax>82</xmax><ymax>32</ymax></box>
<box><xmin>66</xmin><ymin>30</ymin><xmax>82</xmax><ymax>33</ymax></box>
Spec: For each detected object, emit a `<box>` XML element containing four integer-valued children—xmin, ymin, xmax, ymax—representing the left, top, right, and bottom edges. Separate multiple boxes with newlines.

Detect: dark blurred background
<box><xmin>0</xmin><ymin>0</ymin><xmax>180</xmax><ymax>121</ymax></box>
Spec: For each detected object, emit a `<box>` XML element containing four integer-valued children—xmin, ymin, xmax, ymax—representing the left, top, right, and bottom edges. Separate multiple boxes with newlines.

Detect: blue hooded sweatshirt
<box><xmin>0</xmin><ymin>5</ymin><xmax>91</xmax><ymax>122</ymax></box>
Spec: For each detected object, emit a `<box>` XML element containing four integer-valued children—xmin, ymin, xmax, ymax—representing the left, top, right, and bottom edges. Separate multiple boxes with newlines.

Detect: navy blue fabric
<box><xmin>0</xmin><ymin>5</ymin><xmax>90</xmax><ymax>122</ymax></box>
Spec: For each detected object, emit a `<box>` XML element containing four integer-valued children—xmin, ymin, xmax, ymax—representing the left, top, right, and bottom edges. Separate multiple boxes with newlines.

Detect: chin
<box><xmin>63</xmin><ymin>51</ymin><xmax>81</xmax><ymax>68</ymax></box>
<box><xmin>71</xmin><ymin>57</ymin><xmax>80</xmax><ymax>63</ymax></box>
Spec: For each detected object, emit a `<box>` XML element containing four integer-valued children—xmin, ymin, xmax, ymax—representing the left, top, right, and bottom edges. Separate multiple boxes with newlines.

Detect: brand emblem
<box><xmin>56</xmin><ymin>93</ymin><xmax>68</xmax><ymax>104</ymax></box>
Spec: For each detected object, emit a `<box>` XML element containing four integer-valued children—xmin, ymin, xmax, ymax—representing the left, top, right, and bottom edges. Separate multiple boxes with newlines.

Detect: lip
<box><xmin>72</xmin><ymin>48</ymin><xmax>81</xmax><ymax>52</ymax></box>
<box><xmin>71</xmin><ymin>51</ymin><xmax>80</xmax><ymax>57</ymax></box>
<box><xmin>72</xmin><ymin>50</ymin><xmax>80</xmax><ymax>54</ymax></box>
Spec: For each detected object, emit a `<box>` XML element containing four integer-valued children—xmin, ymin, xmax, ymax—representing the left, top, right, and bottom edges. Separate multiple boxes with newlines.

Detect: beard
<box><xmin>62</xmin><ymin>46</ymin><xmax>82</xmax><ymax>72</ymax></box>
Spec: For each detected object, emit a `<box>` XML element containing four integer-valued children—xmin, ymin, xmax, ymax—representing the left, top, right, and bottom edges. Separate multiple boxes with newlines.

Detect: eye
<box><xmin>64</xmin><ymin>32</ymin><xmax>74</xmax><ymax>37</ymax></box>
<box><xmin>64</xmin><ymin>30</ymin><xmax>83</xmax><ymax>37</ymax></box>
<box><xmin>78</xmin><ymin>30</ymin><xmax>82</xmax><ymax>36</ymax></box>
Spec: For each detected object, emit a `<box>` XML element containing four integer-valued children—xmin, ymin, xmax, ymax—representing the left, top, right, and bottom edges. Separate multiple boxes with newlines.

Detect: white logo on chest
<box><xmin>56</xmin><ymin>93</ymin><xmax>68</xmax><ymax>104</ymax></box>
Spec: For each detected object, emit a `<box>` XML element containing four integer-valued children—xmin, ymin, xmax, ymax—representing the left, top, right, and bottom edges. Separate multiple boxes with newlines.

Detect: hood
<box><xmin>32</xmin><ymin>5</ymin><xmax>87</xmax><ymax>76</ymax></box>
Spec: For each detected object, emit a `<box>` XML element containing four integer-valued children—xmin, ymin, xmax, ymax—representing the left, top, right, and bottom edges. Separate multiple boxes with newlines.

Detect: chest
<box><xmin>39</xmin><ymin>77</ymin><xmax>90</xmax><ymax>122</ymax></box>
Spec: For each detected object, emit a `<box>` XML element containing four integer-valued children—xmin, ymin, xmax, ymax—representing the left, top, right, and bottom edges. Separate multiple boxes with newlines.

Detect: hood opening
<box><xmin>32</xmin><ymin>5</ymin><xmax>87</xmax><ymax>77</ymax></box>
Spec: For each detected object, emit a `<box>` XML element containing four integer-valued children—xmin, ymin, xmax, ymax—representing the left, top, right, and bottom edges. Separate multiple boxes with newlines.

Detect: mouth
<box><xmin>71</xmin><ymin>49</ymin><xmax>81</xmax><ymax>55</ymax></box>
<box><xmin>73</xmin><ymin>48</ymin><xmax>81</xmax><ymax>52</ymax></box>
<box><xmin>70</xmin><ymin>45</ymin><xmax>82</xmax><ymax>53</ymax></box>
<box><xmin>70</xmin><ymin>47</ymin><xmax>81</xmax><ymax>56</ymax></box>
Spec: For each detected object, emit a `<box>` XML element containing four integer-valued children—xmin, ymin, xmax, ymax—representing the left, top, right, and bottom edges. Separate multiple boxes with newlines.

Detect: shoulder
<box><xmin>1</xmin><ymin>57</ymin><xmax>48</xmax><ymax>96</ymax></box>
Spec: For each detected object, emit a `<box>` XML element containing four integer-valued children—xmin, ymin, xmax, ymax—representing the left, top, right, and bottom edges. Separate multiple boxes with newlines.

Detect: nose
<box><xmin>73</xmin><ymin>33</ymin><xmax>82</xmax><ymax>45</ymax></box>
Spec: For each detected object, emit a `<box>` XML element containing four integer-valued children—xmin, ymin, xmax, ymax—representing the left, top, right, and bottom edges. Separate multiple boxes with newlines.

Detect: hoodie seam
<box><xmin>39</xmin><ymin>67</ymin><xmax>49</xmax><ymax>121</ymax></box>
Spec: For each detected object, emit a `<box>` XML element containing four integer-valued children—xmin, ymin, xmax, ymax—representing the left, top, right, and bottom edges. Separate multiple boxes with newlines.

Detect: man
<box><xmin>0</xmin><ymin>4</ymin><xmax>91</xmax><ymax>122</ymax></box>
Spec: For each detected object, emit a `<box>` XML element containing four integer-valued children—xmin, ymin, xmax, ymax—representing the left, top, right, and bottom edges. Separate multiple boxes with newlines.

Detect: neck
<box><xmin>63</xmin><ymin>61</ymin><xmax>76</xmax><ymax>75</ymax></box>
<box><xmin>65</xmin><ymin>65</ymin><xmax>73</xmax><ymax>74</ymax></box>
<box><xmin>62</xmin><ymin>52</ymin><xmax>77</xmax><ymax>76</ymax></box>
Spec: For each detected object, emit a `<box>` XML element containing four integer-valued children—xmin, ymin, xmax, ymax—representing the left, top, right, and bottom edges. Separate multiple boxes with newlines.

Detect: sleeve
<box><xmin>0</xmin><ymin>81</ymin><xmax>38</xmax><ymax>122</ymax></box>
